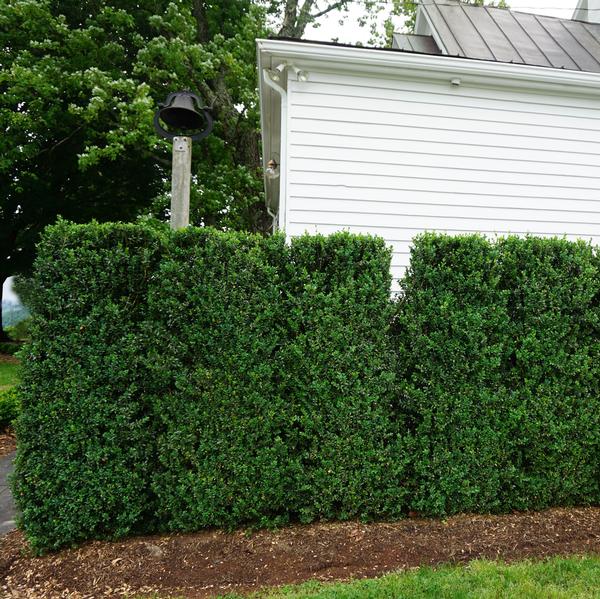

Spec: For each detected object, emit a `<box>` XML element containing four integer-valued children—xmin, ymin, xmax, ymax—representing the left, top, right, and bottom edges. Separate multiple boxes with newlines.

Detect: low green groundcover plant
<box><xmin>217</xmin><ymin>556</ymin><xmax>600</xmax><ymax>599</ymax></box>
<box><xmin>0</xmin><ymin>387</ymin><xmax>20</xmax><ymax>430</ymax></box>
<box><xmin>13</xmin><ymin>221</ymin><xmax>600</xmax><ymax>552</ymax></box>
<box><xmin>0</xmin><ymin>342</ymin><xmax>22</xmax><ymax>356</ymax></box>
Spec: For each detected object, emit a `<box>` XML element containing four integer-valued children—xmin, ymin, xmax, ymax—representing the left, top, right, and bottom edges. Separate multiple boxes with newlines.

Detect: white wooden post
<box><xmin>170</xmin><ymin>136</ymin><xmax>192</xmax><ymax>230</ymax></box>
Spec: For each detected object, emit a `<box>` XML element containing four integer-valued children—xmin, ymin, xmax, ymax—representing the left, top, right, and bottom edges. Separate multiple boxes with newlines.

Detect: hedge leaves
<box><xmin>14</xmin><ymin>223</ymin><xmax>600</xmax><ymax>552</ymax></box>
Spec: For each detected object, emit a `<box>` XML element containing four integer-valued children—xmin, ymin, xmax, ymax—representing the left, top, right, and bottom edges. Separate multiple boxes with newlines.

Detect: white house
<box><xmin>257</xmin><ymin>0</ymin><xmax>600</xmax><ymax>286</ymax></box>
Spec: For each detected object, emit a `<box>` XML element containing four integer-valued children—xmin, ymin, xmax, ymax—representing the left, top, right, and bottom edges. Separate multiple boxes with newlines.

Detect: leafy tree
<box><xmin>267</xmin><ymin>0</ymin><xmax>383</xmax><ymax>39</ymax></box>
<box><xmin>0</xmin><ymin>2</ymin><xmax>154</xmax><ymax>338</ymax></box>
<box><xmin>266</xmin><ymin>0</ymin><xmax>402</xmax><ymax>46</ymax></box>
<box><xmin>0</xmin><ymin>0</ymin><xmax>267</xmax><ymax>339</ymax></box>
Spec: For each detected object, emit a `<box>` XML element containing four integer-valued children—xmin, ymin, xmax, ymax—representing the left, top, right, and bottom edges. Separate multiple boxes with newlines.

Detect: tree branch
<box><xmin>148</xmin><ymin>152</ymin><xmax>171</xmax><ymax>167</ymax></box>
<box><xmin>310</xmin><ymin>0</ymin><xmax>349</xmax><ymax>21</ymax></box>
<box><xmin>37</xmin><ymin>126</ymin><xmax>84</xmax><ymax>156</ymax></box>
<box><xmin>297</xmin><ymin>0</ymin><xmax>316</xmax><ymax>29</ymax></box>
<box><xmin>192</xmin><ymin>0</ymin><xmax>210</xmax><ymax>43</ymax></box>
<box><xmin>278</xmin><ymin>0</ymin><xmax>351</xmax><ymax>38</ymax></box>
<box><xmin>278</xmin><ymin>0</ymin><xmax>300</xmax><ymax>37</ymax></box>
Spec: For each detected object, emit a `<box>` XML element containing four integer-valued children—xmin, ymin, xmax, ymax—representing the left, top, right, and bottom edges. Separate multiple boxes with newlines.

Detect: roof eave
<box><xmin>257</xmin><ymin>38</ymin><xmax>600</xmax><ymax>92</ymax></box>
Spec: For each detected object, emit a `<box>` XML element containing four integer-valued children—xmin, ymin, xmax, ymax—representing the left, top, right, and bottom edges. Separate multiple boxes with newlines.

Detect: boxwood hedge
<box><xmin>14</xmin><ymin>221</ymin><xmax>167</xmax><ymax>550</ymax></box>
<box><xmin>13</xmin><ymin>222</ymin><xmax>600</xmax><ymax>552</ymax></box>
<box><xmin>395</xmin><ymin>233</ymin><xmax>600</xmax><ymax>516</ymax></box>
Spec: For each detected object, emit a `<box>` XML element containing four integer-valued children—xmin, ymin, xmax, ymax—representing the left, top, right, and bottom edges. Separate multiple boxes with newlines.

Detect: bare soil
<box><xmin>1</xmin><ymin>507</ymin><xmax>598</xmax><ymax>598</ymax></box>
<box><xmin>0</xmin><ymin>432</ymin><xmax>16</xmax><ymax>457</ymax></box>
<box><xmin>0</xmin><ymin>354</ymin><xmax>19</xmax><ymax>365</ymax></box>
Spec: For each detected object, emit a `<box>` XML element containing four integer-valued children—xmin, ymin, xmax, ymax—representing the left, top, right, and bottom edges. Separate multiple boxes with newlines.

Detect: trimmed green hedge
<box><xmin>14</xmin><ymin>221</ymin><xmax>167</xmax><ymax>549</ymax></box>
<box><xmin>13</xmin><ymin>223</ymin><xmax>600</xmax><ymax>552</ymax></box>
<box><xmin>148</xmin><ymin>230</ymin><xmax>405</xmax><ymax>530</ymax></box>
<box><xmin>14</xmin><ymin>221</ymin><xmax>403</xmax><ymax>551</ymax></box>
<box><xmin>396</xmin><ymin>234</ymin><xmax>600</xmax><ymax>515</ymax></box>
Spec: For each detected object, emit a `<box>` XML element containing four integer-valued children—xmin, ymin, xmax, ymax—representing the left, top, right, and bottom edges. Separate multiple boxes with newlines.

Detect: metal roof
<box><xmin>392</xmin><ymin>33</ymin><xmax>441</xmax><ymax>54</ymax></box>
<box><xmin>394</xmin><ymin>0</ymin><xmax>600</xmax><ymax>73</ymax></box>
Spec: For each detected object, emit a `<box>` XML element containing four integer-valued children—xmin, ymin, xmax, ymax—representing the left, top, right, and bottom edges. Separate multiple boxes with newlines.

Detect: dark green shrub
<box><xmin>497</xmin><ymin>236</ymin><xmax>600</xmax><ymax>508</ymax></box>
<box><xmin>14</xmin><ymin>222</ymin><xmax>401</xmax><ymax>551</ymax></box>
<box><xmin>149</xmin><ymin>230</ymin><xmax>405</xmax><ymax>529</ymax></box>
<box><xmin>0</xmin><ymin>342</ymin><xmax>22</xmax><ymax>356</ymax></box>
<box><xmin>0</xmin><ymin>387</ymin><xmax>20</xmax><ymax>430</ymax></box>
<box><xmin>13</xmin><ymin>222</ymin><xmax>600</xmax><ymax>553</ymax></box>
<box><xmin>278</xmin><ymin>233</ymin><xmax>407</xmax><ymax>522</ymax></box>
<box><xmin>149</xmin><ymin>228</ymin><xmax>299</xmax><ymax>530</ymax></box>
<box><xmin>395</xmin><ymin>234</ymin><xmax>513</xmax><ymax>515</ymax></box>
<box><xmin>396</xmin><ymin>234</ymin><xmax>600</xmax><ymax>516</ymax></box>
<box><xmin>13</xmin><ymin>219</ymin><xmax>168</xmax><ymax>552</ymax></box>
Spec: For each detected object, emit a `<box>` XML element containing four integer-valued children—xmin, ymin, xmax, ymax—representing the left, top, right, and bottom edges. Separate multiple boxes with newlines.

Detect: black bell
<box><xmin>154</xmin><ymin>90</ymin><xmax>214</xmax><ymax>141</ymax></box>
<box><xmin>158</xmin><ymin>91</ymin><xmax>205</xmax><ymax>130</ymax></box>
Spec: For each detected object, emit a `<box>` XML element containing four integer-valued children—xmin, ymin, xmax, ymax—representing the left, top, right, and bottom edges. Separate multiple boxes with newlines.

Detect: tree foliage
<box><xmin>0</xmin><ymin>0</ymin><xmax>268</xmax><ymax>237</ymax></box>
<box><xmin>266</xmin><ymin>0</ymin><xmax>390</xmax><ymax>41</ymax></box>
<box><xmin>0</xmin><ymin>0</ymin><xmax>267</xmax><ymax>337</ymax></box>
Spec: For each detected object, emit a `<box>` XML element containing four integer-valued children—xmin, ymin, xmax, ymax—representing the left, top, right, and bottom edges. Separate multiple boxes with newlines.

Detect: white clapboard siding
<box><xmin>291</xmin><ymin>159</ymin><xmax>600</xmax><ymax>190</ymax></box>
<box><xmin>290</xmin><ymin>172</ymin><xmax>600</xmax><ymax>201</ymax></box>
<box><xmin>291</xmin><ymin>132</ymin><xmax>599</xmax><ymax>168</ymax></box>
<box><xmin>291</xmin><ymin>72</ymin><xmax>600</xmax><ymax>118</ymax></box>
<box><xmin>290</xmin><ymin>188</ymin><xmax>600</xmax><ymax>213</ymax></box>
<box><xmin>290</xmin><ymin>144</ymin><xmax>600</xmax><ymax>178</ymax></box>
<box><xmin>293</xmin><ymin>105</ymin><xmax>600</xmax><ymax>145</ymax></box>
<box><xmin>289</xmin><ymin>210</ymin><xmax>600</xmax><ymax>237</ymax></box>
<box><xmin>292</xmin><ymin>118</ymin><xmax>599</xmax><ymax>155</ymax></box>
<box><xmin>291</xmin><ymin>197</ymin><xmax>600</xmax><ymax>224</ymax></box>
<box><xmin>285</xmin><ymin>69</ymin><xmax>600</xmax><ymax>288</ymax></box>
<box><xmin>291</xmin><ymin>85</ymin><xmax>600</xmax><ymax>129</ymax></box>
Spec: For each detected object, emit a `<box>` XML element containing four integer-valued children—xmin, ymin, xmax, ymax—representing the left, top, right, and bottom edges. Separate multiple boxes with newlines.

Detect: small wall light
<box><xmin>292</xmin><ymin>65</ymin><xmax>309</xmax><ymax>82</ymax></box>
<box><xmin>265</xmin><ymin>159</ymin><xmax>280</xmax><ymax>180</ymax></box>
<box><xmin>267</xmin><ymin>69</ymin><xmax>281</xmax><ymax>82</ymax></box>
<box><xmin>450</xmin><ymin>78</ymin><xmax>461</xmax><ymax>86</ymax></box>
<box><xmin>267</xmin><ymin>63</ymin><xmax>309</xmax><ymax>83</ymax></box>
<box><xmin>267</xmin><ymin>63</ymin><xmax>287</xmax><ymax>83</ymax></box>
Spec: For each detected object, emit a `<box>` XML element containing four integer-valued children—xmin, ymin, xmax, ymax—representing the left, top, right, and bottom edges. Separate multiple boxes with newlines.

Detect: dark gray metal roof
<box><xmin>402</xmin><ymin>0</ymin><xmax>600</xmax><ymax>73</ymax></box>
<box><xmin>392</xmin><ymin>33</ymin><xmax>441</xmax><ymax>54</ymax></box>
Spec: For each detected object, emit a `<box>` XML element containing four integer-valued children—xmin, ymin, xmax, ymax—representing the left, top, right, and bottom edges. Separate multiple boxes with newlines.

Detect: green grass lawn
<box><xmin>0</xmin><ymin>359</ymin><xmax>20</xmax><ymax>390</ymax></box>
<box><xmin>219</xmin><ymin>556</ymin><xmax>600</xmax><ymax>599</ymax></box>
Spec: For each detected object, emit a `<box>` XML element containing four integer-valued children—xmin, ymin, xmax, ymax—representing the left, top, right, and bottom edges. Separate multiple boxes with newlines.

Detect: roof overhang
<box><xmin>257</xmin><ymin>38</ymin><xmax>600</xmax><ymax>220</ymax></box>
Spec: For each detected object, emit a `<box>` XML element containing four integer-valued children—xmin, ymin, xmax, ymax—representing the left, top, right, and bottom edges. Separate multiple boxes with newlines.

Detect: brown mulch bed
<box><xmin>1</xmin><ymin>507</ymin><xmax>598</xmax><ymax>598</ymax></box>
<box><xmin>0</xmin><ymin>353</ymin><xmax>19</xmax><ymax>365</ymax></box>
<box><xmin>0</xmin><ymin>431</ymin><xmax>16</xmax><ymax>457</ymax></box>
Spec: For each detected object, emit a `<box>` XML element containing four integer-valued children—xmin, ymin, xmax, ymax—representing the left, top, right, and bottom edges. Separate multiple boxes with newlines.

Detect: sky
<box><xmin>307</xmin><ymin>0</ymin><xmax>581</xmax><ymax>45</ymax></box>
